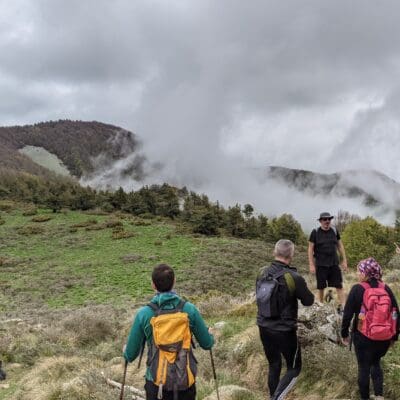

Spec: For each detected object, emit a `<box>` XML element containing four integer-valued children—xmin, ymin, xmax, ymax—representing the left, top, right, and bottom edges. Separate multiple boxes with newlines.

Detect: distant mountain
<box><xmin>263</xmin><ymin>166</ymin><xmax>400</xmax><ymax>209</ymax></box>
<box><xmin>0</xmin><ymin>120</ymin><xmax>144</xmax><ymax>178</ymax></box>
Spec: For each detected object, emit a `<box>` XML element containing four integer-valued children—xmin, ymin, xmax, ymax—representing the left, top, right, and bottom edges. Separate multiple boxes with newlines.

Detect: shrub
<box><xmin>131</xmin><ymin>218</ymin><xmax>151</xmax><ymax>226</ymax></box>
<box><xmin>121</xmin><ymin>254</ymin><xmax>143</xmax><ymax>263</ymax></box>
<box><xmin>22</xmin><ymin>207</ymin><xmax>38</xmax><ymax>216</ymax></box>
<box><xmin>17</xmin><ymin>224</ymin><xmax>45</xmax><ymax>235</ymax></box>
<box><xmin>0</xmin><ymin>200</ymin><xmax>15</xmax><ymax>212</ymax></box>
<box><xmin>193</xmin><ymin>210</ymin><xmax>220</xmax><ymax>236</ymax></box>
<box><xmin>85</xmin><ymin>225</ymin><xmax>104</xmax><ymax>231</ymax></box>
<box><xmin>0</xmin><ymin>257</ymin><xmax>20</xmax><ymax>267</ymax></box>
<box><xmin>112</xmin><ymin>230</ymin><xmax>135</xmax><ymax>240</ymax></box>
<box><xmin>71</xmin><ymin>219</ymin><xmax>98</xmax><ymax>228</ymax></box>
<box><xmin>84</xmin><ymin>208</ymin><xmax>109</xmax><ymax>216</ymax></box>
<box><xmin>388</xmin><ymin>254</ymin><xmax>400</xmax><ymax>270</ymax></box>
<box><xmin>104</xmin><ymin>219</ymin><xmax>123</xmax><ymax>228</ymax></box>
<box><xmin>341</xmin><ymin>217</ymin><xmax>394</xmax><ymax>268</ymax></box>
<box><xmin>31</xmin><ymin>215</ymin><xmax>52</xmax><ymax>223</ymax></box>
<box><xmin>62</xmin><ymin>313</ymin><xmax>116</xmax><ymax>346</ymax></box>
<box><xmin>270</xmin><ymin>213</ymin><xmax>307</xmax><ymax>245</ymax></box>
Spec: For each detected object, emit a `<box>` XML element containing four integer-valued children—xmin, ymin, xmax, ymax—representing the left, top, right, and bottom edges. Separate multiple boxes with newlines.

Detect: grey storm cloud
<box><xmin>2</xmin><ymin>0</ymin><xmax>400</xmax><ymax>226</ymax></box>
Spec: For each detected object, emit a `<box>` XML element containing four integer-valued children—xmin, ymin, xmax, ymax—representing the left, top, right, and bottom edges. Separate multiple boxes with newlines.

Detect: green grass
<box><xmin>0</xmin><ymin>209</ymin><xmax>205</xmax><ymax>309</ymax></box>
<box><xmin>1</xmin><ymin>206</ymin><xmax>400</xmax><ymax>400</ymax></box>
<box><xmin>0</xmin><ymin>208</ymin><xmax>278</xmax><ymax>311</ymax></box>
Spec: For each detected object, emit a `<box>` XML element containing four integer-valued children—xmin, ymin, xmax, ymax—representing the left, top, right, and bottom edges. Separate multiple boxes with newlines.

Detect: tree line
<box><xmin>1</xmin><ymin>168</ymin><xmax>400</xmax><ymax>267</ymax></box>
<box><xmin>0</xmin><ymin>169</ymin><xmax>306</xmax><ymax>243</ymax></box>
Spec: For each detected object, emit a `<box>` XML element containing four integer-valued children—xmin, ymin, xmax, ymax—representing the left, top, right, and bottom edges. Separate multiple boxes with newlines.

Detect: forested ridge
<box><xmin>0</xmin><ymin>120</ymin><xmax>140</xmax><ymax>177</ymax></box>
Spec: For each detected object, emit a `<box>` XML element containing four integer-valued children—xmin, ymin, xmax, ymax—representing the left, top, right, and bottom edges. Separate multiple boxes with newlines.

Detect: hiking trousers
<box><xmin>144</xmin><ymin>380</ymin><xmax>196</xmax><ymax>400</ymax></box>
<box><xmin>258</xmin><ymin>326</ymin><xmax>301</xmax><ymax>400</ymax></box>
<box><xmin>353</xmin><ymin>332</ymin><xmax>391</xmax><ymax>400</ymax></box>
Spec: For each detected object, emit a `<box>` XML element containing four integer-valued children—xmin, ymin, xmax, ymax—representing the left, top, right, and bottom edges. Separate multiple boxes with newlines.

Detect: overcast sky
<box><xmin>2</xmin><ymin>0</ymin><xmax>400</xmax><ymax>225</ymax></box>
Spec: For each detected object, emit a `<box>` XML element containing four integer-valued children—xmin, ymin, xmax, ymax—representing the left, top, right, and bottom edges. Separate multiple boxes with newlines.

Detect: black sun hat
<box><xmin>318</xmin><ymin>212</ymin><xmax>334</xmax><ymax>221</ymax></box>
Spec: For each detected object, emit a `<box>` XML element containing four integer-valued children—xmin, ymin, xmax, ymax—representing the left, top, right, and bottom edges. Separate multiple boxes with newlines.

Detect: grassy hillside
<box><xmin>0</xmin><ymin>205</ymin><xmax>275</xmax><ymax>311</ymax></box>
<box><xmin>0</xmin><ymin>204</ymin><xmax>399</xmax><ymax>400</ymax></box>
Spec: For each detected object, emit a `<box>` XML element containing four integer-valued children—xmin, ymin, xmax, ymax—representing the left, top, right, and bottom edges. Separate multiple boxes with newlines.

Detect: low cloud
<box><xmin>2</xmin><ymin>1</ymin><xmax>400</xmax><ymax>227</ymax></box>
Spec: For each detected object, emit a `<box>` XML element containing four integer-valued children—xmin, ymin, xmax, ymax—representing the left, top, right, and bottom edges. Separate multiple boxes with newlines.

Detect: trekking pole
<box><xmin>349</xmin><ymin>331</ymin><xmax>353</xmax><ymax>352</ymax></box>
<box><xmin>210</xmin><ymin>349</ymin><xmax>220</xmax><ymax>400</ymax></box>
<box><xmin>137</xmin><ymin>338</ymin><xmax>146</xmax><ymax>369</ymax></box>
<box><xmin>119</xmin><ymin>359</ymin><xmax>128</xmax><ymax>400</ymax></box>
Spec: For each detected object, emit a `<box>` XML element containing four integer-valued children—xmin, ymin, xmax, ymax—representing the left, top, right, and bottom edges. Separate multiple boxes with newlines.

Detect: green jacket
<box><xmin>123</xmin><ymin>292</ymin><xmax>214</xmax><ymax>381</ymax></box>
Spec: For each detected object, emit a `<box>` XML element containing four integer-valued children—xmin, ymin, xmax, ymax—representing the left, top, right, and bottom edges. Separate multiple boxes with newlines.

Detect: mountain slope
<box><xmin>0</xmin><ymin>120</ymin><xmax>143</xmax><ymax>178</ymax></box>
<box><xmin>264</xmin><ymin>166</ymin><xmax>400</xmax><ymax>209</ymax></box>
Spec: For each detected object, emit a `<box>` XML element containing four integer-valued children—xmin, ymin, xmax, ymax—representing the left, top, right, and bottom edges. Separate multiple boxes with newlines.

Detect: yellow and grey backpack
<box><xmin>147</xmin><ymin>300</ymin><xmax>197</xmax><ymax>399</ymax></box>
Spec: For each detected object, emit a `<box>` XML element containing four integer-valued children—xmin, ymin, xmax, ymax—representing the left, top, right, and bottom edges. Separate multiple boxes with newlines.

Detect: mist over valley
<box><xmin>1</xmin><ymin>120</ymin><xmax>398</xmax><ymax>231</ymax></box>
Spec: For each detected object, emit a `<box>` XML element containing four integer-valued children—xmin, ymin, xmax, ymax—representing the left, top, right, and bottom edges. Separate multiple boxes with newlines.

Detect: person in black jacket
<box><xmin>341</xmin><ymin>257</ymin><xmax>399</xmax><ymax>400</ymax></box>
<box><xmin>257</xmin><ymin>239</ymin><xmax>314</xmax><ymax>400</ymax></box>
<box><xmin>308</xmin><ymin>212</ymin><xmax>348</xmax><ymax>310</ymax></box>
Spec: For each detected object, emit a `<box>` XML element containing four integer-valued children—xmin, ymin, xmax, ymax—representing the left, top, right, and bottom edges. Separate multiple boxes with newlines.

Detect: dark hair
<box><xmin>152</xmin><ymin>264</ymin><xmax>175</xmax><ymax>292</ymax></box>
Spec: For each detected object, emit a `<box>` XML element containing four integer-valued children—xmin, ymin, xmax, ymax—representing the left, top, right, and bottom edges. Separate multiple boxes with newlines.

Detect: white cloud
<box><xmin>2</xmin><ymin>0</ymin><xmax>400</xmax><ymax>225</ymax></box>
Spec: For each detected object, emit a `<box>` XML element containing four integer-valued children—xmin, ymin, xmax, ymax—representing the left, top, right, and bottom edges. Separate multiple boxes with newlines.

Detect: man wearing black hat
<box><xmin>308</xmin><ymin>212</ymin><xmax>348</xmax><ymax>310</ymax></box>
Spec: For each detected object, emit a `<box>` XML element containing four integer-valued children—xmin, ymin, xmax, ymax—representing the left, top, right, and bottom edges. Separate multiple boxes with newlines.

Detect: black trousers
<box><xmin>144</xmin><ymin>380</ymin><xmax>196</xmax><ymax>400</ymax></box>
<box><xmin>353</xmin><ymin>332</ymin><xmax>391</xmax><ymax>400</ymax></box>
<box><xmin>259</xmin><ymin>326</ymin><xmax>301</xmax><ymax>400</ymax></box>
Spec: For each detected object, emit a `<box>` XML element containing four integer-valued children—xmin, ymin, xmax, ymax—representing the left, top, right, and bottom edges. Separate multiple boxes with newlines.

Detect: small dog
<box><xmin>0</xmin><ymin>361</ymin><xmax>6</xmax><ymax>380</ymax></box>
<box><xmin>324</xmin><ymin>289</ymin><xmax>334</xmax><ymax>303</ymax></box>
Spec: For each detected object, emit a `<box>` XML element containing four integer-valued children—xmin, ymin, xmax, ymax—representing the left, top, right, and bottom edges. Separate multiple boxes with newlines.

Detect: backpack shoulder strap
<box><xmin>258</xmin><ymin>265</ymin><xmax>270</xmax><ymax>280</ymax></box>
<box><xmin>147</xmin><ymin>302</ymin><xmax>160</xmax><ymax>316</ymax></box>
<box><xmin>148</xmin><ymin>300</ymin><xmax>186</xmax><ymax>316</ymax></box>
<box><xmin>359</xmin><ymin>282</ymin><xmax>370</xmax><ymax>290</ymax></box>
<box><xmin>176</xmin><ymin>299</ymin><xmax>186</xmax><ymax>312</ymax></box>
<box><xmin>283</xmin><ymin>272</ymin><xmax>296</xmax><ymax>296</ymax></box>
<box><xmin>270</xmin><ymin>268</ymin><xmax>288</xmax><ymax>279</ymax></box>
<box><xmin>378</xmin><ymin>281</ymin><xmax>386</xmax><ymax>290</ymax></box>
<box><xmin>331</xmin><ymin>226</ymin><xmax>337</xmax><ymax>236</ymax></box>
<box><xmin>313</xmin><ymin>227</ymin><xmax>320</xmax><ymax>243</ymax></box>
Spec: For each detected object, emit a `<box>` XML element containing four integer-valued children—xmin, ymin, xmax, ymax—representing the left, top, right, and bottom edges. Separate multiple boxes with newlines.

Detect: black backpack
<box><xmin>256</xmin><ymin>269</ymin><xmax>295</xmax><ymax>318</ymax></box>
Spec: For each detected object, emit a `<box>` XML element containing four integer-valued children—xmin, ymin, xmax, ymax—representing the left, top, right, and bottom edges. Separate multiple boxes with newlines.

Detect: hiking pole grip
<box><xmin>210</xmin><ymin>349</ymin><xmax>220</xmax><ymax>400</ymax></box>
<box><xmin>119</xmin><ymin>359</ymin><xmax>128</xmax><ymax>400</ymax></box>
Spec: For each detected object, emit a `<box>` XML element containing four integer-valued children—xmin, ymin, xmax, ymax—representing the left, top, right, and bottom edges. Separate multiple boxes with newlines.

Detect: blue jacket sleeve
<box><xmin>188</xmin><ymin>305</ymin><xmax>214</xmax><ymax>350</ymax></box>
<box><xmin>124</xmin><ymin>310</ymin><xmax>146</xmax><ymax>362</ymax></box>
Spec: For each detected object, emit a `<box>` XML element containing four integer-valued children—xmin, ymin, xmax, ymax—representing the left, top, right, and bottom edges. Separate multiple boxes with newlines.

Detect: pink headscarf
<box><xmin>357</xmin><ymin>257</ymin><xmax>382</xmax><ymax>280</ymax></box>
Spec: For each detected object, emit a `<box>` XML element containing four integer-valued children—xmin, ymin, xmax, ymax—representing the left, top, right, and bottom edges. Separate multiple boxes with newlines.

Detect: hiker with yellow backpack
<box><xmin>123</xmin><ymin>264</ymin><xmax>214</xmax><ymax>400</ymax></box>
<box><xmin>341</xmin><ymin>258</ymin><xmax>399</xmax><ymax>400</ymax></box>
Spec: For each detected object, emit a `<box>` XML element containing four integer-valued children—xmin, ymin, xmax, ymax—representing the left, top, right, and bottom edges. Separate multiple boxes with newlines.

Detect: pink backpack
<box><xmin>358</xmin><ymin>281</ymin><xmax>396</xmax><ymax>341</ymax></box>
